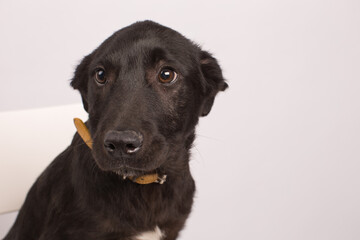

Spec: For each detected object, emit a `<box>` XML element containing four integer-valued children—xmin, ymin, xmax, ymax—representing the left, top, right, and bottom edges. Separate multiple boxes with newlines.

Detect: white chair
<box><xmin>0</xmin><ymin>104</ymin><xmax>87</xmax><ymax>238</ymax></box>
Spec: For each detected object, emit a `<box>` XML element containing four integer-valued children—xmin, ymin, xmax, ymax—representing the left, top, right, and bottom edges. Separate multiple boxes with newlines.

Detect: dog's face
<box><xmin>71</xmin><ymin>21</ymin><xmax>227</xmax><ymax>177</ymax></box>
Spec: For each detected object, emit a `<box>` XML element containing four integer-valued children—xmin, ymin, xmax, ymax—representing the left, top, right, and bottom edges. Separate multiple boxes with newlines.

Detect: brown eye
<box><xmin>95</xmin><ymin>68</ymin><xmax>107</xmax><ymax>84</ymax></box>
<box><xmin>158</xmin><ymin>68</ymin><xmax>178</xmax><ymax>84</ymax></box>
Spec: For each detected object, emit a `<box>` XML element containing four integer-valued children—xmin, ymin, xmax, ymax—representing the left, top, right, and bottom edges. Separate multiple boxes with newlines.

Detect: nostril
<box><xmin>104</xmin><ymin>142</ymin><xmax>116</xmax><ymax>152</ymax></box>
<box><xmin>125</xmin><ymin>143</ymin><xmax>141</xmax><ymax>154</ymax></box>
<box><xmin>126</xmin><ymin>143</ymin><xmax>135</xmax><ymax>151</ymax></box>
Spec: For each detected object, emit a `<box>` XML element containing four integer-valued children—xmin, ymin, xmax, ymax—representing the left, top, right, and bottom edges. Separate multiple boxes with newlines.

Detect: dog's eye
<box><xmin>95</xmin><ymin>68</ymin><xmax>107</xmax><ymax>84</ymax></box>
<box><xmin>158</xmin><ymin>68</ymin><xmax>178</xmax><ymax>84</ymax></box>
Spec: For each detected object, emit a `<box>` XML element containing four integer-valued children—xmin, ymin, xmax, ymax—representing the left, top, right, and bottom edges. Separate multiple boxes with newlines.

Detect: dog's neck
<box><xmin>73</xmin><ymin>118</ymin><xmax>166</xmax><ymax>185</ymax></box>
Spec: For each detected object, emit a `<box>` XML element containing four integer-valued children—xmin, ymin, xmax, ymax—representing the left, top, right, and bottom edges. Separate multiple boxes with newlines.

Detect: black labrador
<box><xmin>5</xmin><ymin>20</ymin><xmax>227</xmax><ymax>240</ymax></box>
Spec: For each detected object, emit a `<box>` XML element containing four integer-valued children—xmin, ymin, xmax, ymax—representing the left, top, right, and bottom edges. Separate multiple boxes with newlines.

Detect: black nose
<box><xmin>104</xmin><ymin>130</ymin><xmax>143</xmax><ymax>155</ymax></box>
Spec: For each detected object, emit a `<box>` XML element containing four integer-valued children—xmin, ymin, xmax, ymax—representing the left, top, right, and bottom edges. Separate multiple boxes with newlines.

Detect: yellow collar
<box><xmin>73</xmin><ymin>118</ymin><xmax>166</xmax><ymax>185</ymax></box>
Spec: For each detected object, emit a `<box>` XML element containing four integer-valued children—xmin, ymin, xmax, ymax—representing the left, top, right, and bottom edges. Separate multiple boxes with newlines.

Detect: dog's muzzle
<box><xmin>73</xmin><ymin>118</ymin><xmax>166</xmax><ymax>185</ymax></box>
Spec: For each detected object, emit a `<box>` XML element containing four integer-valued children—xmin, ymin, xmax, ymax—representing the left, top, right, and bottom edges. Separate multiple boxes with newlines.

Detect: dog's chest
<box><xmin>134</xmin><ymin>226</ymin><xmax>164</xmax><ymax>240</ymax></box>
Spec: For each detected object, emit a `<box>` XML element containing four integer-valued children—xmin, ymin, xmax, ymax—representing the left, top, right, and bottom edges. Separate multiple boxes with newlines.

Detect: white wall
<box><xmin>1</xmin><ymin>0</ymin><xmax>360</xmax><ymax>239</ymax></box>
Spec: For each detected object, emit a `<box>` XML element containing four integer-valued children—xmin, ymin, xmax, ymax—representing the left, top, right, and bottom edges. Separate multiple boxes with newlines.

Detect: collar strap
<box><xmin>73</xmin><ymin>118</ymin><xmax>166</xmax><ymax>185</ymax></box>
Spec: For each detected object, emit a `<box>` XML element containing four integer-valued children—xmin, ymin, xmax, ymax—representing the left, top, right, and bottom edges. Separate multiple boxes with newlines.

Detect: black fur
<box><xmin>5</xmin><ymin>21</ymin><xmax>227</xmax><ymax>240</ymax></box>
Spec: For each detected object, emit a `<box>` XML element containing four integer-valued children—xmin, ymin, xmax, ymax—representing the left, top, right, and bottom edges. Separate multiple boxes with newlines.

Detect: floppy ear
<box><xmin>70</xmin><ymin>54</ymin><xmax>92</xmax><ymax>112</ymax></box>
<box><xmin>199</xmin><ymin>51</ymin><xmax>228</xmax><ymax>117</ymax></box>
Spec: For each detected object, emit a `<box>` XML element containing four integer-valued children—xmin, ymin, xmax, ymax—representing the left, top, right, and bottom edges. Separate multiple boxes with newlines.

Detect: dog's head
<box><xmin>71</xmin><ymin>21</ymin><xmax>227</xmax><ymax>177</ymax></box>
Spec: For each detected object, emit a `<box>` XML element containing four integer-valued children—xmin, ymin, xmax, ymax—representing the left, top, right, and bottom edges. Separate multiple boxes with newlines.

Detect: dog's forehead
<box><xmin>94</xmin><ymin>21</ymin><xmax>199</xmax><ymax>66</ymax></box>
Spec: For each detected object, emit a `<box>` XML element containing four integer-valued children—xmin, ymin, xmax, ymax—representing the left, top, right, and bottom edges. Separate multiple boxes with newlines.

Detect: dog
<box><xmin>5</xmin><ymin>20</ymin><xmax>227</xmax><ymax>240</ymax></box>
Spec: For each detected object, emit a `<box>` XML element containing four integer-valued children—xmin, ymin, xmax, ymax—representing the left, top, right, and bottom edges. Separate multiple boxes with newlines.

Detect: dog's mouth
<box><xmin>92</xmin><ymin>140</ymin><xmax>167</xmax><ymax>180</ymax></box>
<box><xmin>92</xmin><ymin>150</ymin><xmax>164</xmax><ymax>177</ymax></box>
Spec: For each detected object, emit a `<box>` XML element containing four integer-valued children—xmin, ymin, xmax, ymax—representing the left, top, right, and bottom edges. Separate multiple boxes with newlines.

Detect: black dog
<box><xmin>5</xmin><ymin>21</ymin><xmax>227</xmax><ymax>240</ymax></box>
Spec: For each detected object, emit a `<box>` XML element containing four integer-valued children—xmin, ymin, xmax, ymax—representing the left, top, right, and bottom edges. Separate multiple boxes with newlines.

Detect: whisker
<box><xmin>196</xmin><ymin>134</ymin><xmax>221</xmax><ymax>142</ymax></box>
<box><xmin>192</xmin><ymin>145</ymin><xmax>205</xmax><ymax>164</ymax></box>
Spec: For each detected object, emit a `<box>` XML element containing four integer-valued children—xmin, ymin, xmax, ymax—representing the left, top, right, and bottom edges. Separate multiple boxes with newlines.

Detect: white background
<box><xmin>1</xmin><ymin>0</ymin><xmax>360</xmax><ymax>239</ymax></box>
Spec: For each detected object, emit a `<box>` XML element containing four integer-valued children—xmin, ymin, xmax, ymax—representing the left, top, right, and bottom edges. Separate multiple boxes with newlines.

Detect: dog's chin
<box><xmin>111</xmin><ymin>167</ymin><xmax>151</xmax><ymax>178</ymax></box>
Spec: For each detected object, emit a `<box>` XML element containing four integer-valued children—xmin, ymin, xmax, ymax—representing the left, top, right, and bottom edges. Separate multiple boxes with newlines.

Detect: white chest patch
<box><xmin>134</xmin><ymin>226</ymin><xmax>164</xmax><ymax>240</ymax></box>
